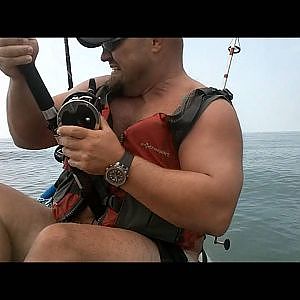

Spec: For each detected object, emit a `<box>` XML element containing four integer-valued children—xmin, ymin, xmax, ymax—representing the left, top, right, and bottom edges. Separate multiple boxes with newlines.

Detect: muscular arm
<box><xmin>7</xmin><ymin>77</ymin><xmax>55</xmax><ymax>149</ymax></box>
<box><xmin>122</xmin><ymin>99</ymin><xmax>244</xmax><ymax>236</ymax></box>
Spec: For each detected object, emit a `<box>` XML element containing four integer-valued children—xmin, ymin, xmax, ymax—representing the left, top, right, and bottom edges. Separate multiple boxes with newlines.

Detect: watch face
<box><xmin>105</xmin><ymin>166</ymin><xmax>127</xmax><ymax>187</ymax></box>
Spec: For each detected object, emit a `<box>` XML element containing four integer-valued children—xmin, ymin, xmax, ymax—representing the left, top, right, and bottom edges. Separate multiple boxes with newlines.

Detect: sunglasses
<box><xmin>102</xmin><ymin>38</ymin><xmax>125</xmax><ymax>52</ymax></box>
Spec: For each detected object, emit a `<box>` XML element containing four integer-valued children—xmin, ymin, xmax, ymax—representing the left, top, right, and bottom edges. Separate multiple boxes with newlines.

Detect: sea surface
<box><xmin>0</xmin><ymin>131</ymin><xmax>299</xmax><ymax>262</ymax></box>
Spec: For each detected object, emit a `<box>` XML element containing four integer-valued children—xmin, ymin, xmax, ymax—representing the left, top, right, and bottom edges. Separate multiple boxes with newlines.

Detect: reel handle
<box><xmin>214</xmin><ymin>236</ymin><xmax>231</xmax><ymax>251</ymax></box>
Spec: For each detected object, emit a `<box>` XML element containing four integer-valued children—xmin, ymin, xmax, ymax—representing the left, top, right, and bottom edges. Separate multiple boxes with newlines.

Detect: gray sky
<box><xmin>0</xmin><ymin>37</ymin><xmax>300</xmax><ymax>138</ymax></box>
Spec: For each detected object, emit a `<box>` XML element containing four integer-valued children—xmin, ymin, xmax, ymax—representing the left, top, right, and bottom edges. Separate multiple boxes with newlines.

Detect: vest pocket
<box><xmin>52</xmin><ymin>170</ymin><xmax>86</xmax><ymax>222</ymax></box>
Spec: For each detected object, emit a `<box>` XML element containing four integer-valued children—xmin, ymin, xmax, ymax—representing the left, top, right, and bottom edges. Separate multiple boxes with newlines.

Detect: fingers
<box><xmin>57</xmin><ymin>126</ymin><xmax>92</xmax><ymax>152</ymax></box>
<box><xmin>57</xmin><ymin>125</ymin><xmax>90</xmax><ymax>139</ymax></box>
<box><xmin>0</xmin><ymin>38</ymin><xmax>35</xmax><ymax>67</ymax></box>
<box><xmin>62</xmin><ymin>147</ymin><xmax>83</xmax><ymax>170</ymax></box>
<box><xmin>0</xmin><ymin>38</ymin><xmax>31</xmax><ymax>46</ymax></box>
<box><xmin>61</xmin><ymin>147</ymin><xmax>81</xmax><ymax>161</ymax></box>
<box><xmin>0</xmin><ymin>45</ymin><xmax>33</xmax><ymax>65</ymax></box>
<box><xmin>67</xmin><ymin>159</ymin><xmax>80</xmax><ymax>169</ymax></box>
<box><xmin>57</xmin><ymin>135</ymin><xmax>80</xmax><ymax>150</ymax></box>
<box><xmin>58</xmin><ymin>134</ymin><xmax>82</xmax><ymax>167</ymax></box>
<box><xmin>0</xmin><ymin>45</ymin><xmax>33</xmax><ymax>58</ymax></box>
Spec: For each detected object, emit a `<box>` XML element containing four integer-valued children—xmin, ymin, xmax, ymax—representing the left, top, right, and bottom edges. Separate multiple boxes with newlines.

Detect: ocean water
<box><xmin>0</xmin><ymin>131</ymin><xmax>299</xmax><ymax>262</ymax></box>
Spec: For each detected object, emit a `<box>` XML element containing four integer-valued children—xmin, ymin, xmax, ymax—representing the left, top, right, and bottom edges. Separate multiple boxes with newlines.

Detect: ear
<box><xmin>151</xmin><ymin>38</ymin><xmax>163</xmax><ymax>53</ymax></box>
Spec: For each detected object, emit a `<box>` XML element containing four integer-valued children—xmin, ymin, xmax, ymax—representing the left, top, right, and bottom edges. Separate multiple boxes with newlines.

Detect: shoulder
<box><xmin>178</xmin><ymin>86</ymin><xmax>242</xmax><ymax>154</ymax></box>
<box><xmin>180</xmin><ymin>97</ymin><xmax>242</xmax><ymax>155</ymax></box>
<box><xmin>189</xmin><ymin>93</ymin><xmax>240</xmax><ymax>139</ymax></box>
<box><xmin>180</xmin><ymin>87</ymin><xmax>233</xmax><ymax>113</ymax></box>
<box><xmin>179</xmin><ymin>96</ymin><xmax>243</xmax><ymax>184</ymax></box>
<box><xmin>186</xmin><ymin>87</ymin><xmax>234</xmax><ymax>124</ymax></box>
<box><xmin>169</xmin><ymin>86</ymin><xmax>234</xmax><ymax>148</ymax></box>
<box><xmin>199</xmin><ymin>98</ymin><xmax>238</xmax><ymax>129</ymax></box>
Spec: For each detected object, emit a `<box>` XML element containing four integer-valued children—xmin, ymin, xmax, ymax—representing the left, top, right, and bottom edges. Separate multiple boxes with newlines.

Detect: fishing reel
<box><xmin>57</xmin><ymin>92</ymin><xmax>100</xmax><ymax>130</ymax></box>
<box><xmin>54</xmin><ymin>81</ymin><xmax>103</xmax><ymax>163</ymax></box>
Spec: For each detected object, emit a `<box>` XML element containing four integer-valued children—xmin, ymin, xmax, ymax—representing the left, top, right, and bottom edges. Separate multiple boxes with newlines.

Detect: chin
<box><xmin>107</xmin><ymin>77</ymin><xmax>124</xmax><ymax>97</ymax></box>
<box><xmin>107</xmin><ymin>76</ymin><xmax>139</xmax><ymax>97</ymax></box>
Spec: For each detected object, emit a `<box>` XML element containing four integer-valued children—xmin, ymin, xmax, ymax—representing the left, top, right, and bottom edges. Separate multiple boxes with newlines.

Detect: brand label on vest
<box><xmin>140</xmin><ymin>141</ymin><xmax>170</xmax><ymax>158</ymax></box>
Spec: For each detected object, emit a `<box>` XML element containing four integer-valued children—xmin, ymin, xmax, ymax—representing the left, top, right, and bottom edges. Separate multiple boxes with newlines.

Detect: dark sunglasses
<box><xmin>102</xmin><ymin>38</ymin><xmax>125</xmax><ymax>52</ymax></box>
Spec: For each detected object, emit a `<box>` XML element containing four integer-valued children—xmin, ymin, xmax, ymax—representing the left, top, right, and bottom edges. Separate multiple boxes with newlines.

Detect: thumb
<box><xmin>100</xmin><ymin>115</ymin><xmax>110</xmax><ymax>130</ymax></box>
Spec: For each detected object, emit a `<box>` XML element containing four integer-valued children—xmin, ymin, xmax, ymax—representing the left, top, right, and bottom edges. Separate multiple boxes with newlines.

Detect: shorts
<box><xmin>153</xmin><ymin>239</ymin><xmax>208</xmax><ymax>263</ymax></box>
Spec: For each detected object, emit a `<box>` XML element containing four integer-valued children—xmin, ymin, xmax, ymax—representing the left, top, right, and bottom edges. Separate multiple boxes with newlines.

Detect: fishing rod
<box><xmin>18</xmin><ymin>62</ymin><xmax>58</xmax><ymax>133</ymax></box>
<box><xmin>223</xmin><ymin>37</ymin><xmax>241</xmax><ymax>90</ymax></box>
<box><xmin>64</xmin><ymin>37</ymin><xmax>73</xmax><ymax>90</ymax></box>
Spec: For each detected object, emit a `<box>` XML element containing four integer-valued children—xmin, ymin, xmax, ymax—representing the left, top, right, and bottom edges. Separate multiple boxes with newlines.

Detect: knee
<box><xmin>25</xmin><ymin>223</ymin><xmax>75</xmax><ymax>261</ymax></box>
<box><xmin>0</xmin><ymin>183</ymin><xmax>15</xmax><ymax>195</ymax></box>
<box><xmin>0</xmin><ymin>183</ymin><xmax>17</xmax><ymax>210</ymax></box>
<box><xmin>0</xmin><ymin>183</ymin><xmax>11</xmax><ymax>202</ymax></box>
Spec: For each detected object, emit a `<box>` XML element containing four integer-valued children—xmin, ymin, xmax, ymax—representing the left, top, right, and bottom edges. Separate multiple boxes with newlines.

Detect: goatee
<box><xmin>105</xmin><ymin>77</ymin><xmax>124</xmax><ymax>98</ymax></box>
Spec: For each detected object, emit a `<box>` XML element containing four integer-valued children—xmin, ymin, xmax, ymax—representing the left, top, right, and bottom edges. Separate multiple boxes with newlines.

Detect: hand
<box><xmin>57</xmin><ymin>116</ymin><xmax>125</xmax><ymax>175</ymax></box>
<box><xmin>0</xmin><ymin>38</ymin><xmax>39</xmax><ymax>79</ymax></box>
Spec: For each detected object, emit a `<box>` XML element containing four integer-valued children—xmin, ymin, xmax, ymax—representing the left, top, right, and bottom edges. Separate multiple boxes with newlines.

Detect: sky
<box><xmin>0</xmin><ymin>37</ymin><xmax>300</xmax><ymax>138</ymax></box>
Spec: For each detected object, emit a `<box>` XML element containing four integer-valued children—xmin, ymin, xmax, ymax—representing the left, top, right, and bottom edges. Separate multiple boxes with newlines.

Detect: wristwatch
<box><xmin>104</xmin><ymin>151</ymin><xmax>134</xmax><ymax>187</ymax></box>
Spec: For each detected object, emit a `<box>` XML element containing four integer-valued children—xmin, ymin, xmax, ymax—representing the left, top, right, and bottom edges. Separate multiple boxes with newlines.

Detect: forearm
<box><xmin>6</xmin><ymin>77</ymin><xmax>55</xmax><ymax>149</ymax></box>
<box><xmin>122</xmin><ymin>156</ymin><xmax>237</xmax><ymax>236</ymax></box>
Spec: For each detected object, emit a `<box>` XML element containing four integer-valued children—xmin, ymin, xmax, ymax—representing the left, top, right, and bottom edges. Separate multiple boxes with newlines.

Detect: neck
<box><xmin>140</xmin><ymin>70</ymin><xmax>201</xmax><ymax>103</ymax></box>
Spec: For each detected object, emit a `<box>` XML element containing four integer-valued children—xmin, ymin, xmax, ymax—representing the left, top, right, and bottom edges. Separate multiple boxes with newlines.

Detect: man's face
<box><xmin>101</xmin><ymin>38</ymin><xmax>125</xmax><ymax>53</ymax></box>
<box><xmin>101</xmin><ymin>38</ymin><xmax>153</xmax><ymax>97</ymax></box>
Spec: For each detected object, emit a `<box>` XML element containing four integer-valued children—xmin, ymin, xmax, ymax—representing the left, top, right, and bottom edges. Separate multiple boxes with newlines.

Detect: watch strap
<box><xmin>119</xmin><ymin>150</ymin><xmax>134</xmax><ymax>171</ymax></box>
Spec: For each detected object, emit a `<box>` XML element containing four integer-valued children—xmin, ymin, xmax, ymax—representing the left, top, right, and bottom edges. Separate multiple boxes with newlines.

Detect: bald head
<box><xmin>164</xmin><ymin>38</ymin><xmax>184</xmax><ymax>53</ymax></box>
<box><xmin>162</xmin><ymin>38</ymin><xmax>184</xmax><ymax>67</ymax></box>
<box><xmin>147</xmin><ymin>38</ymin><xmax>184</xmax><ymax>66</ymax></box>
<box><xmin>137</xmin><ymin>38</ymin><xmax>184</xmax><ymax>77</ymax></box>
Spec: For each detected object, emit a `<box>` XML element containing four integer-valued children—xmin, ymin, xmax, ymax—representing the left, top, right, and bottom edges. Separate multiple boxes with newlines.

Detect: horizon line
<box><xmin>1</xmin><ymin>130</ymin><xmax>300</xmax><ymax>140</ymax></box>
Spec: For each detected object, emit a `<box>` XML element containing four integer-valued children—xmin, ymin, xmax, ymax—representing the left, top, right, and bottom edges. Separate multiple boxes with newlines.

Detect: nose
<box><xmin>101</xmin><ymin>48</ymin><xmax>112</xmax><ymax>62</ymax></box>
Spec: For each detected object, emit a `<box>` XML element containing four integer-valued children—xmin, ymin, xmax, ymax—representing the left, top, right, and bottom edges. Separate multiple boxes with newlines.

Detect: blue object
<box><xmin>40</xmin><ymin>184</ymin><xmax>56</xmax><ymax>199</ymax></box>
<box><xmin>37</xmin><ymin>184</ymin><xmax>56</xmax><ymax>207</ymax></box>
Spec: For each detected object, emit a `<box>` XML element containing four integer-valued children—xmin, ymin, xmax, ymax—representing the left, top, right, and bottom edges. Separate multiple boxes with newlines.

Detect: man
<box><xmin>0</xmin><ymin>38</ymin><xmax>243</xmax><ymax>262</ymax></box>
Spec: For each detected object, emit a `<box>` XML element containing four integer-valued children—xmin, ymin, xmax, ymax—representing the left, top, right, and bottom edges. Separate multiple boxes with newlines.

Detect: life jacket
<box><xmin>51</xmin><ymin>86</ymin><xmax>233</xmax><ymax>251</ymax></box>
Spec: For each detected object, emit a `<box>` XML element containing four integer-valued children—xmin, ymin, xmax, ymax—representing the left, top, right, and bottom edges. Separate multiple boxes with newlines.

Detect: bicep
<box><xmin>179</xmin><ymin>99</ymin><xmax>243</xmax><ymax>192</ymax></box>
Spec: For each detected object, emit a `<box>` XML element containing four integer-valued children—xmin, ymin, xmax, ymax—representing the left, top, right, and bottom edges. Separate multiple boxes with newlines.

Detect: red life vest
<box><xmin>51</xmin><ymin>87</ymin><xmax>233</xmax><ymax>251</ymax></box>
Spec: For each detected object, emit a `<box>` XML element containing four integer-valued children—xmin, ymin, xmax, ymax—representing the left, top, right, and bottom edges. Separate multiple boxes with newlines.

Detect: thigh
<box><xmin>0</xmin><ymin>183</ymin><xmax>55</xmax><ymax>260</ymax></box>
<box><xmin>50</xmin><ymin>223</ymin><xmax>162</xmax><ymax>262</ymax></box>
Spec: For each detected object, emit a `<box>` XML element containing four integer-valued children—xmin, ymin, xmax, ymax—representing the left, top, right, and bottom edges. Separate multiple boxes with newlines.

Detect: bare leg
<box><xmin>25</xmin><ymin>223</ymin><xmax>161</xmax><ymax>262</ymax></box>
<box><xmin>0</xmin><ymin>183</ymin><xmax>160</xmax><ymax>262</ymax></box>
<box><xmin>0</xmin><ymin>183</ymin><xmax>55</xmax><ymax>261</ymax></box>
